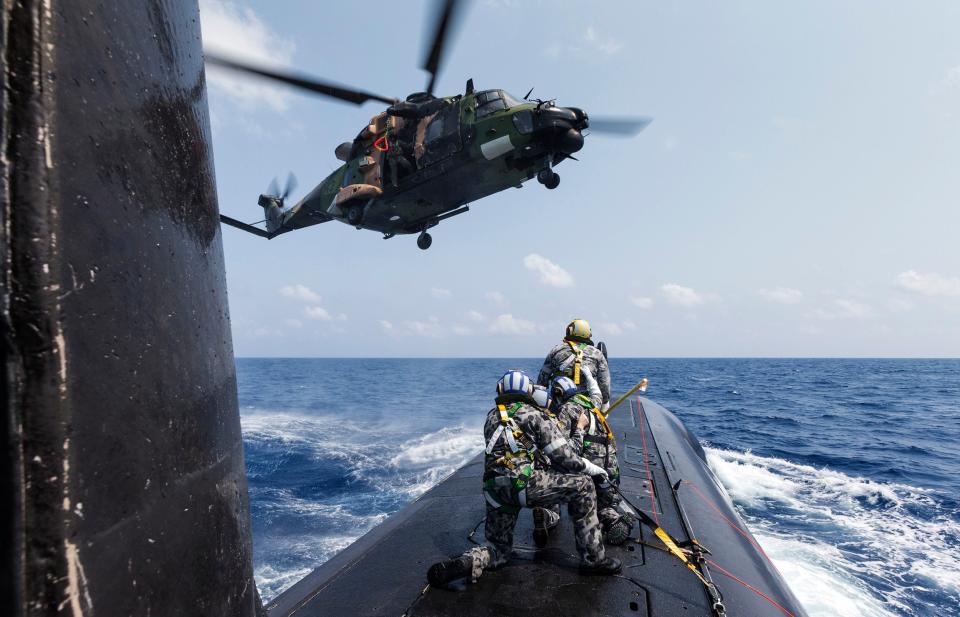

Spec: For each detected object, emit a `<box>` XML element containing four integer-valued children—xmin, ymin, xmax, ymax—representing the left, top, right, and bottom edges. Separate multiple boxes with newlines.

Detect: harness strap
<box><xmin>566</xmin><ymin>340</ymin><xmax>585</xmax><ymax>384</ymax></box>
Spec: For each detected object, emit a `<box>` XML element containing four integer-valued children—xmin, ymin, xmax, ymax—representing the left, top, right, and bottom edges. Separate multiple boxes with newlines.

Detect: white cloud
<box><xmin>631</xmin><ymin>296</ymin><xmax>654</xmax><ymax>309</ymax></box>
<box><xmin>379</xmin><ymin>320</ymin><xmax>393</xmax><ymax>331</ymax></box>
<box><xmin>895</xmin><ymin>270</ymin><xmax>960</xmax><ymax>297</ymax></box>
<box><xmin>759</xmin><ymin>287</ymin><xmax>803</xmax><ymax>304</ymax></box>
<box><xmin>622</xmin><ymin>320</ymin><xmax>638</xmax><ymax>331</ymax></box>
<box><xmin>583</xmin><ymin>26</ymin><xmax>622</xmax><ymax>55</ymax></box>
<box><xmin>304</xmin><ymin>305</ymin><xmax>332</xmax><ymax>321</ymax></box>
<box><xmin>199</xmin><ymin>0</ymin><xmax>295</xmax><ymax>111</ymax></box>
<box><xmin>524</xmin><ymin>254</ymin><xmax>574</xmax><ymax>288</ymax></box>
<box><xmin>467</xmin><ymin>310</ymin><xmax>486</xmax><ymax>322</ymax></box>
<box><xmin>599</xmin><ymin>322</ymin><xmax>624</xmax><ymax>336</ymax></box>
<box><xmin>489</xmin><ymin>314</ymin><xmax>538</xmax><ymax>336</ymax></box>
<box><xmin>661</xmin><ymin>283</ymin><xmax>703</xmax><ymax>307</ymax></box>
<box><xmin>430</xmin><ymin>287</ymin><xmax>452</xmax><ymax>299</ymax></box>
<box><xmin>486</xmin><ymin>291</ymin><xmax>508</xmax><ymax>307</ymax></box>
<box><xmin>942</xmin><ymin>65</ymin><xmax>960</xmax><ymax>89</ymax></box>
<box><xmin>405</xmin><ymin>317</ymin><xmax>442</xmax><ymax>337</ymax></box>
<box><xmin>280</xmin><ymin>284</ymin><xmax>321</xmax><ymax>303</ymax></box>
<box><xmin>812</xmin><ymin>299</ymin><xmax>872</xmax><ymax>321</ymax></box>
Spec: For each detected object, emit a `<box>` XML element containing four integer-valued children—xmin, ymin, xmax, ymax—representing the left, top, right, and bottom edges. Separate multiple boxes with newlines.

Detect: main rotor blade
<box><xmin>205</xmin><ymin>54</ymin><xmax>397</xmax><ymax>106</ymax></box>
<box><xmin>587</xmin><ymin>116</ymin><xmax>654</xmax><ymax>137</ymax></box>
<box><xmin>421</xmin><ymin>0</ymin><xmax>464</xmax><ymax>95</ymax></box>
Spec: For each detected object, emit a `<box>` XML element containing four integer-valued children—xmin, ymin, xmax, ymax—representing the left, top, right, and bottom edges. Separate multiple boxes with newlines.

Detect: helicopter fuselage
<box><xmin>271</xmin><ymin>88</ymin><xmax>588</xmax><ymax>241</ymax></box>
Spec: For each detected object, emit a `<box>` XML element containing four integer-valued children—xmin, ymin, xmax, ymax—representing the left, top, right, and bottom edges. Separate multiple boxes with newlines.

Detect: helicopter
<box><xmin>211</xmin><ymin>0</ymin><xmax>652</xmax><ymax>250</ymax></box>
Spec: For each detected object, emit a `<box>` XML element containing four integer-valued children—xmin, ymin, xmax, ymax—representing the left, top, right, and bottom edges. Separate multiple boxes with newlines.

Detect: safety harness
<box><xmin>483</xmin><ymin>402</ymin><xmax>540</xmax><ymax>514</ymax></box>
<box><xmin>565</xmin><ymin>340</ymin><xmax>588</xmax><ymax>384</ymax></box>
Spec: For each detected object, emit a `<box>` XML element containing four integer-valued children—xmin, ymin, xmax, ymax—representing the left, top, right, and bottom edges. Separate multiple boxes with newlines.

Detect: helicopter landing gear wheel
<box><xmin>417</xmin><ymin>232</ymin><xmax>433</xmax><ymax>250</ymax></box>
<box><xmin>346</xmin><ymin>205</ymin><xmax>363</xmax><ymax>226</ymax></box>
<box><xmin>537</xmin><ymin>169</ymin><xmax>560</xmax><ymax>190</ymax></box>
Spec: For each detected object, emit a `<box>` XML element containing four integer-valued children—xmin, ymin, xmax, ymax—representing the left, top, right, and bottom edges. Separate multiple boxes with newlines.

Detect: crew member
<box><xmin>550</xmin><ymin>371</ymin><xmax>633</xmax><ymax>545</ymax></box>
<box><xmin>426</xmin><ymin>370</ymin><xmax>621</xmax><ymax>586</ymax></box>
<box><xmin>537</xmin><ymin>319</ymin><xmax>611</xmax><ymax>408</ymax></box>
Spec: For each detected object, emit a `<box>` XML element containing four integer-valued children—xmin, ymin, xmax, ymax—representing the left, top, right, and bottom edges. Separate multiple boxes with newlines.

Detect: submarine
<box><xmin>1</xmin><ymin>1</ymin><xmax>807</xmax><ymax>615</ymax></box>
<box><xmin>264</xmin><ymin>395</ymin><xmax>808</xmax><ymax>617</ymax></box>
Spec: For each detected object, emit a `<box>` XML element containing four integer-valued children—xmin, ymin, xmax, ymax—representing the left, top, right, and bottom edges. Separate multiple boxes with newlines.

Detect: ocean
<box><xmin>237</xmin><ymin>358</ymin><xmax>960</xmax><ymax>616</ymax></box>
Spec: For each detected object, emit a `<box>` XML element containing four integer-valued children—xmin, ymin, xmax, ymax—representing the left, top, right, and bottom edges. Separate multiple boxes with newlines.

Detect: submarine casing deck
<box><xmin>267</xmin><ymin>398</ymin><xmax>807</xmax><ymax>617</ymax></box>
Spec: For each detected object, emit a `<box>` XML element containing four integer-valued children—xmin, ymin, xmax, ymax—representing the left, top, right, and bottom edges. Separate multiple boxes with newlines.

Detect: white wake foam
<box><xmin>706</xmin><ymin>448</ymin><xmax>960</xmax><ymax>617</ymax></box>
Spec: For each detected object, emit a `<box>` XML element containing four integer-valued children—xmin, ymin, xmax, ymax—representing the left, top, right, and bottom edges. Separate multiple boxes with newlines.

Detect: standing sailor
<box><xmin>537</xmin><ymin>319</ymin><xmax>611</xmax><ymax>409</ymax></box>
<box><xmin>427</xmin><ymin>370</ymin><xmax>621</xmax><ymax>586</ymax></box>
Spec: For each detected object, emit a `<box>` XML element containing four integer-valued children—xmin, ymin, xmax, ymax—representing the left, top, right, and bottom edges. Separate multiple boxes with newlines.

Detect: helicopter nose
<box><xmin>533</xmin><ymin>105</ymin><xmax>586</xmax><ymax>154</ymax></box>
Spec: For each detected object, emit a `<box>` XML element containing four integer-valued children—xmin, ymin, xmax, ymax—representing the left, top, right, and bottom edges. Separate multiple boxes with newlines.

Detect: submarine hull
<box><xmin>267</xmin><ymin>397</ymin><xmax>807</xmax><ymax>617</ymax></box>
<box><xmin>2</xmin><ymin>1</ymin><xmax>258</xmax><ymax>615</ymax></box>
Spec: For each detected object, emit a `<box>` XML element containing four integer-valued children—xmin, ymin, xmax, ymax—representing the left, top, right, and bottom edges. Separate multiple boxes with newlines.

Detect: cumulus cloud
<box><xmin>486</xmin><ymin>291</ymin><xmax>508</xmax><ymax>307</ymax></box>
<box><xmin>631</xmin><ymin>296</ymin><xmax>654</xmax><ymax>309</ymax></box>
<box><xmin>812</xmin><ymin>299</ymin><xmax>872</xmax><ymax>321</ymax></box>
<box><xmin>489</xmin><ymin>314</ymin><xmax>537</xmax><ymax>335</ymax></box>
<box><xmin>430</xmin><ymin>287</ymin><xmax>452</xmax><ymax>299</ymax></box>
<box><xmin>304</xmin><ymin>306</ymin><xmax>332</xmax><ymax>321</ymax></box>
<box><xmin>199</xmin><ymin>0</ymin><xmax>295</xmax><ymax>111</ymax></box>
<box><xmin>895</xmin><ymin>270</ymin><xmax>960</xmax><ymax>297</ymax></box>
<box><xmin>379</xmin><ymin>320</ymin><xmax>393</xmax><ymax>331</ymax></box>
<box><xmin>661</xmin><ymin>283</ymin><xmax>703</xmax><ymax>307</ymax></box>
<box><xmin>467</xmin><ymin>310</ymin><xmax>486</xmax><ymax>322</ymax></box>
<box><xmin>599</xmin><ymin>322</ymin><xmax>624</xmax><ymax>336</ymax></box>
<box><xmin>758</xmin><ymin>287</ymin><xmax>803</xmax><ymax>304</ymax></box>
<box><xmin>583</xmin><ymin>25</ymin><xmax>622</xmax><ymax>55</ymax></box>
<box><xmin>405</xmin><ymin>317</ymin><xmax>442</xmax><ymax>337</ymax></box>
<box><xmin>524</xmin><ymin>254</ymin><xmax>574</xmax><ymax>288</ymax></box>
<box><xmin>280</xmin><ymin>284</ymin><xmax>321</xmax><ymax>303</ymax></box>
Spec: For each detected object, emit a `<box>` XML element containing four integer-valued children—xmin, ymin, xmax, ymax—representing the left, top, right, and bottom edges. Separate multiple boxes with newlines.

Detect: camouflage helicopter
<box><xmin>211</xmin><ymin>0</ymin><xmax>651</xmax><ymax>250</ymax></box>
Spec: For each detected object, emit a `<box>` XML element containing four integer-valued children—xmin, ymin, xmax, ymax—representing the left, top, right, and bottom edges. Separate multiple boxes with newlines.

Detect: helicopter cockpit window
<box><xmin>476</xmin><ymin>90</ymin><xmax>523</xmax><ymax>119</ymax></box>
<box><xmin>500</xmin><ymin>91</ymin><xmax>522</xmax><ymax>108</ymax></box>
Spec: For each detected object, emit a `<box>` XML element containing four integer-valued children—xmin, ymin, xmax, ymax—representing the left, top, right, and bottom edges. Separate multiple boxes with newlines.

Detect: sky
<box><xmin>199</xmin><ymin>0</ymin><xmax>960</xmax><ymax>358</ymax></box>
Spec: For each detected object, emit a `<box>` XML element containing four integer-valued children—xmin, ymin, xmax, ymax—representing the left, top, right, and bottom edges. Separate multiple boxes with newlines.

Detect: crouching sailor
<box><xmin>426</xmin><ymin>370</ymin><xmax>622</xmax><ymax>587</ymax></box>
<box><xmin>537</xmin><ymin>318</ymin><xmax>612</xmax><ymax>409</ymax></box>
<box><xmin>550</xmin><ymin>374</ymin><xmax>634</xmax><ymax>545</ymax></box>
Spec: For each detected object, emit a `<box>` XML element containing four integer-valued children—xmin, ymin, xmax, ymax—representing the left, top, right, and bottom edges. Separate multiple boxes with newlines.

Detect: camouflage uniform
<box><xmin>556</xmin><ymin>394</ymin><xmax>625</xmax><ymax>531</ymax></box>
<box><xmin>464</xmin><ymin>397</ymin><xmax>605</xmax><ymax>581</ymax></box>
<box><xmin>537</xmin><ymin>340</ymin><xmax>611</xmax><ymax>406</ymax></box>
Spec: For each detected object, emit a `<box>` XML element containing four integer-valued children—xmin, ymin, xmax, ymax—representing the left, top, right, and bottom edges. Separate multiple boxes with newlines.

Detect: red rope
<box><xmin>638</xmin><ymin>398</ymin><xmax>660</xmax><ymax>526</ymax></box>
<box><xmin>706</xmin><ymin>558</ymin><xmax>795</xmax><ymax>617</ymax></box>
<box><xmin>682</xmin><ymin>480</ymin><xmax>771</xmax><ymax>563</ymax></box>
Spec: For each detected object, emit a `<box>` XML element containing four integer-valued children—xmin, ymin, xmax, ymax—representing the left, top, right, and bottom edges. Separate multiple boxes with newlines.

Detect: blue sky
<box><xmin>200</xmin><ymin>0</ymin><xmax>960</xmax><ymax>357</ymax></box>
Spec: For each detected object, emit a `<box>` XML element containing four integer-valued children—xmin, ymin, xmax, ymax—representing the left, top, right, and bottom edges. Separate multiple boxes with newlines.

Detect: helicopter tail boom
<box><xmin>219</xmin><ymin>214</ymin><xmax>275</xmax><ymax>239</ymax></box>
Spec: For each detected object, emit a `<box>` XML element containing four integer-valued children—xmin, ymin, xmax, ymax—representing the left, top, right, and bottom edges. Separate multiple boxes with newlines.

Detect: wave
<box><xmin>241</xmin><ymin>411</ymin><xmax>483</xmax><ymax>601</ymax></box>
<box><xmin>706</xmin><ymin>448</ymin><xmax>960</xmax><ymax>617</ymax></box>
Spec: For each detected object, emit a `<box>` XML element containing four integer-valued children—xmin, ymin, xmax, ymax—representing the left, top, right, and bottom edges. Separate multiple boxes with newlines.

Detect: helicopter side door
<box><xmin>414</xmin><ymin>103</ymin><xmax>462</xmax><ymax>169</ymax></box>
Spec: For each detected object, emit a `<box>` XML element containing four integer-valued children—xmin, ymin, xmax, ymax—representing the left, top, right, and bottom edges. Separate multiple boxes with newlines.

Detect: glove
<box><xmin>581</xmin><ymin>458</ymin><xmax>609</xmax><ymax>483</ymax></box>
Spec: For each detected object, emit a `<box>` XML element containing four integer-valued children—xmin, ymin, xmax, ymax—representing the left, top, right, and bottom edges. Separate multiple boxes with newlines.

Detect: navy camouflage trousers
<box><xmin>465</xmin><ymin>469</ymin><xmax>605</xmax><ymax>581</ymax></box>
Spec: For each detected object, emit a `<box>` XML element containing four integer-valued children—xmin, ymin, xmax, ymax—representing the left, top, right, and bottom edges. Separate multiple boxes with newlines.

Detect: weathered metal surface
<box><xmin>1</xmin><ymin>1</ymin><xmax>258</xmax><ymax>615</ymax></box>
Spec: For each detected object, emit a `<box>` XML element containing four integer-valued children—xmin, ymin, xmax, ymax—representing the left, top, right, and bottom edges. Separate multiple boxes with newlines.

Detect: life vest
<box><xmin>570</xmin><ymin>393</ymin><xmax>613</xmax><ymax>443</ymax></box>
<box><xmin>483</xmin><ymin>402</ymin><xmax>540</xmax><ymax>513</ymax></box>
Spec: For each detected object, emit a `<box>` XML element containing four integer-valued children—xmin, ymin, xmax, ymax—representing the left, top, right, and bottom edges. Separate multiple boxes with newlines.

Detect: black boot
<box><xmin>533</xmin><ymin>507</ymin><xmax>549</xmax><ymax>548</ymax></box>
<box><xmin>427</xmin><ymin>555</ymin><xmax>473</xmax><ymax>587</ymax></box>
<box><xmin>579</xmin><ymin>556</ymin><xmax>622</xmax><ymax>576</ymax></box>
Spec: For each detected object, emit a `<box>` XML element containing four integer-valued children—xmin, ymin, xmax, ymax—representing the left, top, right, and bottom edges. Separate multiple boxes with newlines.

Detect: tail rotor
<box><xmin>259</xmin><ymin>172</ymin><xmax>297</xmax><ymax>232</ymax></box>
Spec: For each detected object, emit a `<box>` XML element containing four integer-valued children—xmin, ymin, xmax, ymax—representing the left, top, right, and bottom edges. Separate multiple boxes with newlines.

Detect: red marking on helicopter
<box><xmin>373</xmin><ymin>135</ymin><xmax>390</xmax><ymax>152</ymax></box>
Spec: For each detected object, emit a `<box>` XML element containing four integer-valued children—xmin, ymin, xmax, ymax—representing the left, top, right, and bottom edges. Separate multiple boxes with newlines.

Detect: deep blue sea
<box><xmin>237</xmin><ymin>358</ymin><xmax>960</xmax><ymax>616</ymax></box>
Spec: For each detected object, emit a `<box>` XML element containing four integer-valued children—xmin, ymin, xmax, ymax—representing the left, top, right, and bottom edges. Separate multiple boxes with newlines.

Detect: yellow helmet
<box><xmin>565</xmin><ymin>318</ymin><xmax>592</xmax><ymax>341</ymax></box>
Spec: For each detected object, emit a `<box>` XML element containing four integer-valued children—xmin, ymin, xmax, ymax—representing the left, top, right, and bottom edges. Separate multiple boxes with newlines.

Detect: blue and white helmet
<box><xmin>497</xmin><ymin>369</ymin><xmax>533</xmax><ymax>396</ymax></box>
<box><xmin>550</xmin><ymin>376</ymin><xmax>579</xmax><ymax>402</ymax></box>
<box><xmin>531</xmin><ymin>385</ymin><xmax>549</xmax><ymax>408</ymax></box>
